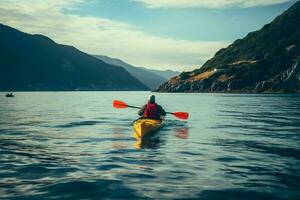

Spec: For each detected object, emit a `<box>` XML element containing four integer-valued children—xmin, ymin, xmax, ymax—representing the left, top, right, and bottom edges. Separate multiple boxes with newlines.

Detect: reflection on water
<box><xmin>174</xmin><ymin>128</ymin><xmax>189</xmax><ymax>139</ymax></box>
<box><xmin>0</xmin><ymin>92</ymin><xmax>300</xmax><ymax>199</ymax></box>
<box><xmin>111</xmin><ymin>126</ymin><xmax>128</xmax><ymax>150</ymax></box>
<box><xmin>134</xmin><ymin>135</ymin><xmax>164</xmax><ymax>149</ymax></box>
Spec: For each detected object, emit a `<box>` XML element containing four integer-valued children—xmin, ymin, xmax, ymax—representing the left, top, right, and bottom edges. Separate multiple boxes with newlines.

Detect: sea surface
<box><xmin>0</xmin><ymin>92</ymin><xmax>300</xmax><ymax>200</ymax></box>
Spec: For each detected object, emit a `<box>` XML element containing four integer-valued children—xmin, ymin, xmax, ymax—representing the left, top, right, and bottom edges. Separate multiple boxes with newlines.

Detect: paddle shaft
<box><xmin>127</xmin><ymin>105</ymin><xmax>141</xmax><ymax>109</ymax></box>
<box><xmin>166</xmin><ymin>112</ymin><xmax>174</xmax><ymax>115</ymax></box>
<box><xmin>113</xmin><ymin>100</ymin><xmax>189</xmax><ymax>120</ymax></box>
<box><xmin>127</xmin><ymin>105</ymin><xmax>175</xmax><ymax>115</ymax></box>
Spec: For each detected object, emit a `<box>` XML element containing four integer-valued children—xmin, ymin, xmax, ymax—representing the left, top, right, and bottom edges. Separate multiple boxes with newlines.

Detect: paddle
<box><xmin>113</xmin><ymin>100</ymin><xmax>189</xmax><ymax>120</ymax></box>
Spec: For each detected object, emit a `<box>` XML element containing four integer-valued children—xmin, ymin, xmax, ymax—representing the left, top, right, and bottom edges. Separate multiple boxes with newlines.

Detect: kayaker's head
<box><xmin>147</xmin><ymin>94</ymin><xmax>155</xmax><ymax>103</ymax></box>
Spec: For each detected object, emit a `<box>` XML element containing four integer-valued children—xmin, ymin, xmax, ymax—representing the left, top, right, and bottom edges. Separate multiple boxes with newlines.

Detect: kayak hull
<box><xmin>133</xmin><ymin>118</ymin><xmax>165</xmax><ymax>140</ymax></box>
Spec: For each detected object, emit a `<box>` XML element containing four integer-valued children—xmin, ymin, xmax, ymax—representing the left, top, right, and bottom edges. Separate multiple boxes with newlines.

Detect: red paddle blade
<box><xmin>113</xmin><ymin>100</ymin><xmax>128</xmax><ymax>108</ymax></box>
<box><xmin>173</xmin><ymin>112</ymin><xmax>189</xmax><ymax>120</ymax></box>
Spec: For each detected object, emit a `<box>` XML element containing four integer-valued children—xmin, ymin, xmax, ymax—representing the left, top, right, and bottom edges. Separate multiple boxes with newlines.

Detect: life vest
<box><xmin>144</xmin><ymin>103</ymin><xmax>159</xmax><ymax>118</ymax></box>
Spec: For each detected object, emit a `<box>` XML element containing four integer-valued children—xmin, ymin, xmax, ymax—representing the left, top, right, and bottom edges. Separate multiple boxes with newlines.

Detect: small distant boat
<box><xmin>6</xmin><ymin>93</ymin><xmax>14</xmax><ymax>97</ymax></box>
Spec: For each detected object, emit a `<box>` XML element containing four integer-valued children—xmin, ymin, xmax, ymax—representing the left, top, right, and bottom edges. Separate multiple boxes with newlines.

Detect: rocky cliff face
<box><xmin>157</xmin><ymin>2</ymin><xmax>300</xmax><ymax>93</ymax></box>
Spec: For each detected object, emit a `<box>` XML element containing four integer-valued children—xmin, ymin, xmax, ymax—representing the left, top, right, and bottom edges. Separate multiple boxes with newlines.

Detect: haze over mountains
<box><xmin>94</xmin><ymin>55</ymin><xmax>179</xmax><ymax>90</ymax></box>
<box><xmin>157</xmin><ymin>1</ymin><xmax>300</xmax><ymax>93</ymax></box>
<box><xmin>0</xmin><ymin>24</ymin><xmax>149</xmax><ymax>91</ymax></box>
<box><xmin>1</xmin><ymin>1</ymin><xmax>298</xmax><ymax>93</ymax></box>
<box><xmin>141</xmin><ymin>68</ymin><xmax>179</xmax><ymax>81</ymax></box>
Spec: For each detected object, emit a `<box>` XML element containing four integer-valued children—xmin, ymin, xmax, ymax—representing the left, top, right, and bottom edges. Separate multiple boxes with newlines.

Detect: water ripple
<box><xmin>1</xmin><ymin>92</ymin><xmax>300</xmax><ymax>199</ymax></box>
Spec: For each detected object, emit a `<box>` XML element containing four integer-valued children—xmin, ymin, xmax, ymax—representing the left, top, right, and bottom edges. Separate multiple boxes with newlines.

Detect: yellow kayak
<box><xmin>133</xmin><ymin>117</ymin><xmax>165</xmax><ymax>140</ymax></box>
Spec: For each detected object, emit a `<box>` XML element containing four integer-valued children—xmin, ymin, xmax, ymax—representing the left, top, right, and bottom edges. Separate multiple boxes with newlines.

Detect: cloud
<box><xmin>134</xmin><ymin>0</ymin><xmax>292</xmax><ymax>9</ymax></box>
<box><xmin>0</xmin><ymin>0</ymin><xmax>229</xmax><ymax>71</ymax></box>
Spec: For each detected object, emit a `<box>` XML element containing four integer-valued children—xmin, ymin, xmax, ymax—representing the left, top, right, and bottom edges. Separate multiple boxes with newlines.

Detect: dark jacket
<box><xmin>138</xmin><ymin>103</ymin><xmax>166</xmax><ymax>117</ymax></box>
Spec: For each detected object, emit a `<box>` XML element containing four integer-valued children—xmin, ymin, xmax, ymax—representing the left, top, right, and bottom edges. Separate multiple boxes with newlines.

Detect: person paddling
<box><xmin>138</xmin><ymin>95</ymin><xmax>166</xmax><ymax>119</ymax></box>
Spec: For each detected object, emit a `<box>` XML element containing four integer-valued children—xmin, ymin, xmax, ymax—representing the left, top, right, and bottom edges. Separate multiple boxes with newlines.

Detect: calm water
<box><xmin>0</xmin><ymin>92</ymin><xmax>300</xmax><ymax>200</ymax></box>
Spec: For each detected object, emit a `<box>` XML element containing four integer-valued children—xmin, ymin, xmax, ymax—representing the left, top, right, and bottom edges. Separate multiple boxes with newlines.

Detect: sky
<box><xmin>0</xmin><ymin>0</ymin><xmax>297</xmax><ymax>71</ymax></box>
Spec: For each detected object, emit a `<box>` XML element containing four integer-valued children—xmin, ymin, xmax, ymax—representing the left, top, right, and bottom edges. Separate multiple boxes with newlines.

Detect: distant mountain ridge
<box><xmin>94</xmin><ymin>55</ymin><xmax>179</xmax><ymax>90</ymax></box>
<box><xmin>157</xmin><ymin>1</ymin><xmax>300</xmax><ymax>93</ymax></box>
<box><xmin>0</xmin><ymin>24</ymin><xmax>148</xmax><ymax>91</ymax></box>
<box><xmin>141</xmin><ymin>68</ymin><xmax>179</xmax><ymax>80</ymax></box>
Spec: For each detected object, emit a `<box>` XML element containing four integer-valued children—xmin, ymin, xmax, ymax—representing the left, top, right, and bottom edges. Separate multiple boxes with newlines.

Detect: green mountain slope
<box><xmin>157</xmin><ymin>1</ymin><xmax>300</xmax><ymax>93</ymax></box>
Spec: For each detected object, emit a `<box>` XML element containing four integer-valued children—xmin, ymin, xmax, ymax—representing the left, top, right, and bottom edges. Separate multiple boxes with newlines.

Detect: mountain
<box><xmin>140</xmin><ymin>68</ymin><xmax>179</xmax><ymax>80</ymax></box>
<box><xmin>157</xmin><ymin>2</ymin><xmax>300</xmax><ymax>93</ymax></box>
<box><xmin>94</xmin><ymin>55</ymin><xmax>176</xmax><ymax>90</ymax></box>
<box><xmin>0</xmin><ymin>24</ymin><xmax>148</xmax><ymax>91</ymax></box>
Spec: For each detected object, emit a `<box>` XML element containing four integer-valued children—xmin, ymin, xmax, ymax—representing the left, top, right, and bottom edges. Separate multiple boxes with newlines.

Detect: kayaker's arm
<box><xmin>138</xmin><ymin>105</ymin><xmax>146</xmax><ymax>116</ymax></box>
<box><xmin>157</xmin><ymin>105</ymin><xmax>166</xmax><ymax>116</ymax></box>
